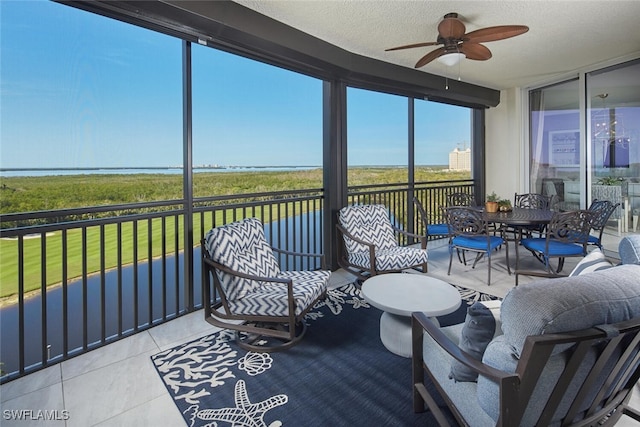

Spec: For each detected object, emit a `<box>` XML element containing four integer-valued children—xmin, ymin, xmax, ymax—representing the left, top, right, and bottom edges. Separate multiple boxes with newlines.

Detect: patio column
<box><xmin>472</xmin><ymin>108</ymin><xmax>487</xmax><ymax>202</ymax></box>
<box><xmin>323</xmin><ymin>79</ymin><xmax>348</xmax><ymax>270</ymax></box>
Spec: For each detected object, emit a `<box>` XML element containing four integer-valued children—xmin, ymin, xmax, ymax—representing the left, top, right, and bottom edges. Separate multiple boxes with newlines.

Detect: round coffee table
<box><xmin>361</xmin><ymin>273</ymin><xmax>461</xmax><ymax>358</ymax></box>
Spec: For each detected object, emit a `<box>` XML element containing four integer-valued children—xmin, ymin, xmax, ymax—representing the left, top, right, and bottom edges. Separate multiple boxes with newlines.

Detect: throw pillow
<box><xmin>569</xmin><ymin>248</ymin><xmax>613</xmax><ymax>277</ymax></box>
<box><xmin>450</xmin><ymin>301</ymin><xmax>496</xmax><ymax>382</ymax></box>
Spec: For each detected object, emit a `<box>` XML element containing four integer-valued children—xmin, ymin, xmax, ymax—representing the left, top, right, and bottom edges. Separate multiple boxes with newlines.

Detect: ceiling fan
<box><xmin>385</xmin><ymin>12</ymin><xmax>529</xmax><ymax>68</ymax></box>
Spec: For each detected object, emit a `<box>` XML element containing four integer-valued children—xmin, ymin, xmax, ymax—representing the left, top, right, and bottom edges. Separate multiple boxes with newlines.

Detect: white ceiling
<box><xmin>234</xmin><ymin>0</ymin><xmax>640</xmax><ymax>91</ymax></box>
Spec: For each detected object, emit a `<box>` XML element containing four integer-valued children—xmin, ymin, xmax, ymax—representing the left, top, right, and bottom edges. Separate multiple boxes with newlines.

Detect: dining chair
<box><xmin>414</xmin><ymin>196</ymin><xmax>468</xmax><ymax>271</ymax></box>
<box><xmin>502</xmin><ymin>192</ymin><xmax>552</xmax><ymax>241</ymax></box>
<box><xmin>587</xmin><ymin>199</ymin><xmax>619</xmax><ymax>249</ymax></box>
<box><xmin>413</xmin><ymin>196</ymin><xmax>449</xmax><ymax>245</ymax></box>
<box><xmin>514</xmin><ymin>192</ymin><xmax>552</xmax><ymax>210</ymax></box>
<box><xmin>446</xmin><ymin>192</ymin><xmax>476</xmax><ymax>207</ymax></box>
<box><xmin>443</xmin><ymin>206</ymin><xmax>510</xmax><ymax>286</ymax></box>
<box><xmin>515</xmin><ymin>210</ymin><xmax>592</xmax><ymax>285</ymax></box>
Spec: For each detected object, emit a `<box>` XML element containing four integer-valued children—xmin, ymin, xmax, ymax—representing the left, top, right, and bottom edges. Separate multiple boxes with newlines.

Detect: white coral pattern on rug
<box><xmin>153</xmin><ymin>332</ymin><xmax>239</xmax><ymax>404</ymax></box>
<box><xmin>307</xmin><ymin>283</ymin><xmax>368</xmax><ymax>319</ymax></box>
<box><xmin>152</xmin><ymin>284</ymin><xmax>366</xmax><ymax>426</ymax></box>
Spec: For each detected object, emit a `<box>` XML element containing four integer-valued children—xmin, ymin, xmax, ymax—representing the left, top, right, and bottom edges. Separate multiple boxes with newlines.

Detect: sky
<box><xmin>0</xmin><ymin>0</ymin><xmax>471</xmax><ymax>170</ymax></box>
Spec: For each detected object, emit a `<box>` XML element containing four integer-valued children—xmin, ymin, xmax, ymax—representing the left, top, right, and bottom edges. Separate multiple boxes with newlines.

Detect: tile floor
<box><xmin>1</xmin><ymin>230</ymin><xmax>638</xmax><ymax>426</ymax></box>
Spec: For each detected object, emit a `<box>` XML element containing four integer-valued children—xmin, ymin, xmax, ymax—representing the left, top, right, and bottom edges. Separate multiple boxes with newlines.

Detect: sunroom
<box><xmin>1</xmin><ymin>1</ymin><xmax>639</xmax><ymax>425</ymax></box>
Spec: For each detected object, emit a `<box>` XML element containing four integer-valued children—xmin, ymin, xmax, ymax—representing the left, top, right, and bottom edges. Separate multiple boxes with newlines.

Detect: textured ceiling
<box><xmin>234</xmin><ymin>0</ymin><xmax>640</xmax><ymax>91</ymax></box>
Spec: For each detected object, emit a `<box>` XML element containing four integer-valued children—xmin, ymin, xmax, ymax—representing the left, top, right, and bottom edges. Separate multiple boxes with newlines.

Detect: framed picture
<box><xmin>549</xmin><ymin>130</ymin><xmax>579</xmax><ymax>167</ymax></box>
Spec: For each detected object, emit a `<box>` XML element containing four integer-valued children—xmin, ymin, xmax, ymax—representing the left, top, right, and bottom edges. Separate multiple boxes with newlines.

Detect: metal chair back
<box><xmin>515</xmin><ymin>193</ymin><xmax>551</xmax><ymax>210</ymax></box>
<box><xmin>447</xmin><ymin>192</ymin><xmax>476</xmax><ymax>207</ymax></box>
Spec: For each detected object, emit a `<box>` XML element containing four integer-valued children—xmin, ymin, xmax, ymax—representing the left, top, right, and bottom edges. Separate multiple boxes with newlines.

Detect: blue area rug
<box><xmin>151</xmin><ymin>283</ymin><xmax>499</xmax><ymax>426</ymax></box>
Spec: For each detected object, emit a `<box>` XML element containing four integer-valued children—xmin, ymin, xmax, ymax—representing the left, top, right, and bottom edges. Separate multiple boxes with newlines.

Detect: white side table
<box><xmin>361</xmin><ymin>273</ymin><xmax>461</xmax><ymax>358</ymax></box>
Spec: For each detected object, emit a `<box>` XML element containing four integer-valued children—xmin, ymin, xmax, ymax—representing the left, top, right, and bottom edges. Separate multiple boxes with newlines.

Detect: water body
<box><xmin>0</xmin><ymin>213</ymin><xmax>323</xmax><ymax>377</ymax></box>
<box><xmin>0</xmin><ymin>166</ymin><xmax>319</xmax><ymax>177</ymax></box>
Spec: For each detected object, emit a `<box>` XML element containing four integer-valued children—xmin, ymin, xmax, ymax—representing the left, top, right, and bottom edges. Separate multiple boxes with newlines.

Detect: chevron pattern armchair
<box><xmin>336</xmin><ymin>204</ymin><xmax>428</xmax><ymax>281</ymax></box>
<box><xmin>202</xmin><ymin>217</ymin><xmax>330</xmax><ymax>351</ymax></box>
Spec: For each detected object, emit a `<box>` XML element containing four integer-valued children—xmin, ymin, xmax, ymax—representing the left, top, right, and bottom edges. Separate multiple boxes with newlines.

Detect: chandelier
<box><xmin>591</xmin><ymin>93</ymin><xmax>628</xmax><ymax>148</ymax></box>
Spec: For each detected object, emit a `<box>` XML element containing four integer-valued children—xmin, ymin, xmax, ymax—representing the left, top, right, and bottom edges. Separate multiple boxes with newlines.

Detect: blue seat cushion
<box><xmin>521</xmin><ymin>238</ymin><xmax>585</xmax><ymax>257</ymax></box>
<box><xmin>427</xmin><ymin>223</ymin><xmax>449</xmax><ymax>236</ymax></box>
<box><xmin>452</xmin><ymin>235</ymin><xmax>503</xmax><ymax>252</ymax></box>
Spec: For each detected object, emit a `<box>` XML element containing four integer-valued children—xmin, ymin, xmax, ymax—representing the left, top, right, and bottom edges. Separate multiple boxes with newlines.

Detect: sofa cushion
<box><xmin>450</xmin><ymin>302</ymin><xmax>496</xmax><ymax>382</ymax></box>
<box><xmin>500</xmin><ymin>264</ymin><xmax>640</xmax><ymax>357</ymax></box>
<box><xmin>619</xmin><ymin>235</ymin><xmax>640</xmax><ymax>265</ymax></box>
<box><xmin>422</xmin><ymin>323</ymin><xmax>496</xmax><ymax>427</ymax></box>
<box><xmin>476</xmin><ymin>264</ymin><xmax>640</xmax><ymax>424</ymax></box>
<box><xmin>569</xmin><ymin>248</ymin><xmax>613</xmax><ymax>276</ymax></box>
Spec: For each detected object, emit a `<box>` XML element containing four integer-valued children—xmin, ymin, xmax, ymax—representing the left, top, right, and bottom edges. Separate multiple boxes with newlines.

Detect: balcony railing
<box><xmin>0</xmin><ymin>179</ymin><xmax>474</xmax><ymax>382</ymax></box>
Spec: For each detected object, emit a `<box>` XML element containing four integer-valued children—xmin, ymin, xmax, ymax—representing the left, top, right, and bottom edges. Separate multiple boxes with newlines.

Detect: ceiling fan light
<box><xmin>437</xmin><ymin>52</ymin><xmax>465</xmax><ymax>66</ymax></box>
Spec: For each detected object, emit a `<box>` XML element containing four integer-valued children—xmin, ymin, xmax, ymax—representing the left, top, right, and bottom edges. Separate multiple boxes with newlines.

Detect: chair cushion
<box><xmin>569</xmin><ymin>248</ymin><xmax>613</xmax><ymax>276</ymax></box>
<box><xmin>204</xmin><ymin>218</ymin><xmax>281</xmax><ymax>301</ymax></box>
<box><xmin>450</xmin><ymin>302</ymin><xmax>496</xmax><ymax>382</ymax></box>
<box><xmin>452</xmin><ymin>235</ymin><xmax>503</xmax><ymax>252</ymax></box>
<box><xmin>521</xmin><ymin>237</ymin><xmax>585</xmax><ymax>256</ymax></box>
<box><xmin>338</xmin><ymin>205</ymin><xmax>398</xmax><ymax>254</ymax></box>
<box><xmin>422</xmin><ymin>323</ymin><xmax>496</xmax><ymax>427</ymax></box>
<box><xmin>229</xmin><ymin>270</ymin><xmax>329</xmax><ymax>316</ymax></box>
<box><xmin>427</xmin><ymin>223</ymin><xmax>449</xmax><ymax>236</ymax></box>
<box><xmin>347</xmin><ymin>246</ymin><xmax>428</xmax><ymax>271</ymax></box>
<box><xmin>619</xmin><ymin>235</ymin><xmax>640</xmax><ymax>265</ymax></box>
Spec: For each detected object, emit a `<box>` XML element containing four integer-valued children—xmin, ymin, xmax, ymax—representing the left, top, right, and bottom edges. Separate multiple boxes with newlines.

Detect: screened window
<box><xmin>0</xmin><ymin>1</ymin><xmax>182</xmax><ymax>210</ymax></box>
<box><xmin>191</xmin><ymin>46</ymin><xmax>323</xmax><ymax>197</ymax></box>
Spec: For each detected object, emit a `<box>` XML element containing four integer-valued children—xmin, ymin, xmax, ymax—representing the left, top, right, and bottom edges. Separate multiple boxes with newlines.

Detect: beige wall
<box><xmin>485</xmin><ymin>87</ymin><xmax>526</xmax><ymax>202</ymax></box>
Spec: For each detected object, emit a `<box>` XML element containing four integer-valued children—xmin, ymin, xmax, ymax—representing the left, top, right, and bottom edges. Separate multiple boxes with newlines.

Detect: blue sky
<box><xmin>1</xmin><ymin>1</ymin><xmax>470</xmax><ymax>169</ymax></box>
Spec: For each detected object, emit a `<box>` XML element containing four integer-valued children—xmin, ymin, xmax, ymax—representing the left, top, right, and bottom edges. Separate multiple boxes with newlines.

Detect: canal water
<box><xmin>0</xmin><ymin>214</ymin><xmax>323</xmax><ymax>377</ymax></box>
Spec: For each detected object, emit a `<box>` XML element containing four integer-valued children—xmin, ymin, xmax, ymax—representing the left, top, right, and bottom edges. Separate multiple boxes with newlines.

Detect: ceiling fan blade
<box><xmin>460</xmin><ymin>43</ymin><xmax>492</xmax><ymax>60</ymax></box>
<box><xmin>438</xmin><ymin>16</ymin><xmax>466</xmax><ymax>39</ymax></box>
<box><xmin>415</xmin><ymin>47</ymin><xmax>446</xmax><ymax>68</ymax></box>
<box><xmin>463</xmin><ymin>25</ymin><xmax>529</xmax><ymax>43</ymax></box>
<box><xmin>385</xmin><ymin>41</ymin><xmax>439</xmax><ymax>52</ymax></box>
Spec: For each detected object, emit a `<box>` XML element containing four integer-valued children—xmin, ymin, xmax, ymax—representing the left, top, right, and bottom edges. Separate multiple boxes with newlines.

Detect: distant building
<box><xmin>449</xmin><ymin>147</ymin><xmax>471</xmax><ymax>171</ymax></box>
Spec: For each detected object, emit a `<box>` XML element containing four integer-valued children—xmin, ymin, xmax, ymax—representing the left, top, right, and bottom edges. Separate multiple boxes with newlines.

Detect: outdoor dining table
<box><xmin>481</xmin><ymin>207</ymin><xmax>556</xmax><ymax>280</ymax></box>
<box><xmin>482</xmin><ymin>207</ymin><xmax>554</xmax><ymax>228</ymax></box>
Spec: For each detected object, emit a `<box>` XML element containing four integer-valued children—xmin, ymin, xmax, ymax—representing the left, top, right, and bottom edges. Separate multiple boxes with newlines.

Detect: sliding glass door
<box><xmin>528</xmin><ymin>59</ymin><xmax>640</xmax><ymax>236</ymax></box>
<box><xmin>529</xmin><ymin>79</ymin><xmax>581</xmax><ymax>210</ymax></box>
<box><xmin>587</xmin><ymin>60</ymin><xmax>640</xmax><ymax>233</ymax></box>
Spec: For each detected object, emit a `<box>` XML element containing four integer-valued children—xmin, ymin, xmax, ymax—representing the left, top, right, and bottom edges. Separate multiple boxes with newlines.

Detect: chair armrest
<box><xmin>271</xmin><ymin>247</ymin><xmax>326</xmax><ymax>269</ymax></box>
<box><xmin>393</xmin><ymin>225</ymin><xmax>427</xmax><ymax>249</ymax></box>
<box><xmin>271</xmin><ymin>247</ymin><xmax>325</xmax><ymax>259</ymax></box>
<box><xmin>622</xmin><ymin>405</ymin><xmax>640</xmax><ymax>422</ymax></box>
<box><xmin>336</xmin><ymin>223</ymin><xmax>376</xmax><ymax>250</ymax></box>
<box><xmin>412</xmin><ymin>311</ymin><xmax>511</xmax><ymax>384</ymax></box>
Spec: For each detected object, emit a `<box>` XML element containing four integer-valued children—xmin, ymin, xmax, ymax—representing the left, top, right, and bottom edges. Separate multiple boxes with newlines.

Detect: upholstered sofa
<box><xmin>413</xmin><ymin>235</ymin><xmax>640</xmax><ymax>426</ymax></box>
